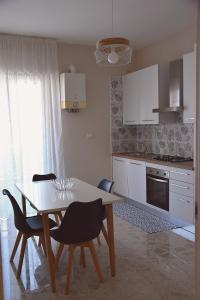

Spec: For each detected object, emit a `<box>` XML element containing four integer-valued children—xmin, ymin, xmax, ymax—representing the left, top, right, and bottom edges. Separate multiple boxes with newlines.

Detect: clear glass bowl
<box><xmin>54</xmin><ymin>178</ymin><xmax>74</xmax><ymax>191</ymax></box>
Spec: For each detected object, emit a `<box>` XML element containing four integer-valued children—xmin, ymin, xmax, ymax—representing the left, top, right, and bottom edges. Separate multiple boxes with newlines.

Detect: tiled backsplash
<box><xmin>111</xmin><ymin>76</ymin><xmax>194</xmax><ymax>158</ymax></box>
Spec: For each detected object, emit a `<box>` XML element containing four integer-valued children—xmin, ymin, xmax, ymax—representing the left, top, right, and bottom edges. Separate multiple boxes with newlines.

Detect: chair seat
<box><xmin>25</xmin><ymin>215</ymin><xmax>57</xmax><ymax>232</ymax></box>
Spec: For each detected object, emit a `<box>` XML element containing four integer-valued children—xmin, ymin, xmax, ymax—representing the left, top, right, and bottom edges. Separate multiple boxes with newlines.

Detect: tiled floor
<box><xmin>0</xmin><ymin>209</ymin><xmax>195</xmax><ymax>300</ymax></box>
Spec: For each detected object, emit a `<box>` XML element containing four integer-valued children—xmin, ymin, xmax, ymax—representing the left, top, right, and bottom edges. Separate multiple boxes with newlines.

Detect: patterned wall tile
<box><xmin>110</xmin><ymin>77</ymin><xmax>194</xmax><ymax>158</ymax></box>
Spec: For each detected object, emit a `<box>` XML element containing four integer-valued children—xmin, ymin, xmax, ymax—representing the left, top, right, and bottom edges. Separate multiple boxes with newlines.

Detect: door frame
<box><xmin>196</xmin><ymin>0</ymin><xmax>200</xmax><ymax>298</ymax></box>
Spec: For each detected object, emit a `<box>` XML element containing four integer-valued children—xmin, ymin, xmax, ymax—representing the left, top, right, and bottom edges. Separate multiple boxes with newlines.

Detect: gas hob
<box><xmin>153</xmin><ymin>155</ymin><xmax>193</xmax><ymax>163</ymax></box>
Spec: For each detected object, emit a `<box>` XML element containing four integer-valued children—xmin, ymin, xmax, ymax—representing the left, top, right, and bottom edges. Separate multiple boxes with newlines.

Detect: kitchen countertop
<box><xmin>112</xmin><ymin>152</ymin><xmax>194</xmax><ymax>170</ymax></box>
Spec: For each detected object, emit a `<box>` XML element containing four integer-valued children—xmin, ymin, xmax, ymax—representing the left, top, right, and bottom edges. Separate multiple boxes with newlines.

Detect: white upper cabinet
<box><xmin>122</xmin><ymin>64</ymin><xmax>159</xmax><ymax>125</ymax></box>
<box><xmin>123</xmin><ymin>72</ymin><xmax>140</xmax><ymax>125</ymax></box>
<box><xmin>140</xmin><ymin>65</ymin><xmax>159</xmax><ymax>124</ymax></box>
<box><xmin>183</xmin><ymin>50</ymin><xmax>196</xmax><ymax>123</ymax></box>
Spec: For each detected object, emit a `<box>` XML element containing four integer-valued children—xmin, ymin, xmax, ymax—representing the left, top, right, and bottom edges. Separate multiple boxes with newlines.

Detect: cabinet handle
<box><xmin>142</xmin><ymin>120</ymin><xmax>154</xmax><ymax>122</ymax></box>
<box><xmin>125</xmin><ymin>120</ymin><xmax>136</xmax><ymax>123</ymax></box>
<box><xmin>148</xmin><ymin>176</ymin><xmax>168</xmax><ymax>184</ymax></box>
<box><xmin>186</xmin><ymin>117</ymin><xmax>195</xmax><ymax>120</ymax></box>
<box><xmin>129</xmin><ymin>162</ymin><xmax>142</xmax><ymax>166</ymax></box>
<box><xmin>171</xmin><ymin>183</ymin><xmax>189</xmax><ymax>189</ymax></box>
<box><xmin>174</xmin><ymin>197</ymin><xmax>191</xmax><ymax>204</ymax></box>
<box><xmin>171</xmin><ymin>171</ymin><xmax>190</xmax><ymax>176</ymax></box>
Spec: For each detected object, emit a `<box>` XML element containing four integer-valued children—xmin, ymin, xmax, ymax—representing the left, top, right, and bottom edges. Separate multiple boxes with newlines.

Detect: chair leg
<box><xmin>80</xmin><ymin>246</ymin><xmax>86</xmax><ymax>268</ymax></box>
<box><xmin>88</xmin><ymin>241</ymin><xmax>104</xmax><ymax>283</ymax></box>
<box><xmin>65</xmin><ymin>245</ymin><xmax>76</xmax><ymax>295</ymax></box>
<box><xmin>55</xmin><ymin>214</ymin><xmax>60</xmax><ymax>225</ymax></box>
<box><xmin>97</xmin><ymin>236</ymin><xmax>101</xmax><ymax>246</ymax></box>
<box><xmin>55</xmin><ymin>243</ymin><xmax>64</xmax><ymax>270</ymax></box>
<box><xmin>57</xmin><ymin>211</ymin><xmax>63</xmax><ymax>222</ymax></box>
<box><xmin>38</xmin><ymin>237</ymin><xmax>42</xmax><ymax>247</ymax></box>
<box><xmin>102</xmin><ymin>224</ymin><xmax>109</xmax><ymax>245</ymax></box>
<box><xmin>17</xmin><ymin>234</ymin><xmax>28</xmax><ymax>279</ymax></box>
<box><xmin>10</xmin><ymin>231</ymin><xmax>22</xmax><ymax>262</ymax></box>
<box><xmin>40</xmin><ymin>234</ymin><xmax>47</xmax><ymax>256</ymax></box>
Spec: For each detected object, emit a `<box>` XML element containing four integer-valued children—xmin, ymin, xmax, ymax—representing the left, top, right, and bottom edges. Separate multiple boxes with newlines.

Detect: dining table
<box><xmin>15</xmin><ymin>177</ymin><xmax>122</xmax><ymax>292</ymax></box>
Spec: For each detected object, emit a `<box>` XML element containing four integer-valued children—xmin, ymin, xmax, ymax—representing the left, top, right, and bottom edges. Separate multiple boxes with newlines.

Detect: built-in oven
<box><xmin>146</xmin><ymin>167</ymin><xmax>169</xmax><ymax>211</ymax></box>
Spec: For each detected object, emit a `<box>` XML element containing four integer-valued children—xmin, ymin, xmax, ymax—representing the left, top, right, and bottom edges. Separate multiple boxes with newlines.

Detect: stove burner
<box><xmin>153</xmin><ymin>155</ymin><xmax>193</xmax><ymax>163</ymax></box>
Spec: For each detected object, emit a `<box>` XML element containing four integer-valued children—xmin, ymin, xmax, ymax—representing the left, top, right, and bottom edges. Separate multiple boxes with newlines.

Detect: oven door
<box><xmin>146</xmin><ymin>174</ymin><xmax>169</xmax><ymax>211</ymax></box>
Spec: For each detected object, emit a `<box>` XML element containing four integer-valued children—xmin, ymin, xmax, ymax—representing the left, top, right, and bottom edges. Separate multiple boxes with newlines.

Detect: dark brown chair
<box><xmin>32</xmin><ymin>173</ymin><xmax>56</xmax><ymax>182</ymax></box>
<box><xmin>97</xmin><ymin>179</ymin><xmax>114</xmax><ymax>245</ymax></box>
<box><xmin>2</xmin><ymin>189</ymin><xmax>57</xmax><ymax>278</ymax></box>
<box><xmin>51</xmin><ymin>198</ymin><xmax>104</xmax><ymax>294</ymax></box>
<box><xmin>32</xmin><ymin>173</ymin><xmax>63</xmax><ymax>225</ymax></box>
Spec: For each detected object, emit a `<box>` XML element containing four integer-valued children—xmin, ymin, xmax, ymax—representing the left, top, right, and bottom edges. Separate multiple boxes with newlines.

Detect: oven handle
<box><xmin>147</xmin><ymin>175</ymin><xmax>168</xmax><ymax>184</ymax></box>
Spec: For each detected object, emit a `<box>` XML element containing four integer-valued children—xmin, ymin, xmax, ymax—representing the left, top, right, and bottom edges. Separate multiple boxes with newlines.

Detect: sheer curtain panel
<box><xmin>0</xmin><ymin>35</ymin><xmax>65</xmax><ymax>186</ymax></box>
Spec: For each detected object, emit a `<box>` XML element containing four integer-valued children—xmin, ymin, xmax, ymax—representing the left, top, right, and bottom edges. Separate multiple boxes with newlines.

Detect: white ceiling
<box><xmin>0</xmin><ymin>0</ymin><xmax>197</xmax><ymax>48</ymax></box>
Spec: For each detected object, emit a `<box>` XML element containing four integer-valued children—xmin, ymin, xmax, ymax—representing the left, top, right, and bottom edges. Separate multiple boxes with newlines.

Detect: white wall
<box><xmin>58</xmin><ymin>43</ymin><xmax>134</xmax><ymax>185</ymax></box>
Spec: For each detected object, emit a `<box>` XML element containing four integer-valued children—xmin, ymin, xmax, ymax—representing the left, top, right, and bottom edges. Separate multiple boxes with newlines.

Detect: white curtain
<box><xmin>0</xmin><ymin>34</ymin><xmax>65</xmax><ymax>186</ymax></box>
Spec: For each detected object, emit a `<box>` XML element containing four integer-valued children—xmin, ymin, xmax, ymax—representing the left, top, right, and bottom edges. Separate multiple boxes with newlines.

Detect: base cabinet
<box><xmin>112</xmin><ymin>156</ymin><xmax>194</xmax><ymax>224</ymax></box>
<box><xmin>113</xmin><ymin>157</ymin><xmax>129</xmax><ymax>197</ymax></box>
<box><xmin>169</xmin><ymin>167</ymin><xmax>194</xmax><ymax>224</ymax></box>
<box><xmin>127</xmin><ymin>160</ymin><xmax>146</xmax><ymax>204</ymax></box>
<box><xmin>112</xmin><ymin>157</ymin><xmax>146</xmax><ymax>203</ymax></box>
<box><xmin>169</xmin><ymin>192</ymin><xmax>194</xmax><ymax>224</ymax></box>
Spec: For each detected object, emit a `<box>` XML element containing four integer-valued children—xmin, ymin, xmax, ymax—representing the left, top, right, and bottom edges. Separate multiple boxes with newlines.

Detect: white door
<box><xmin>122</xmin><ymin>72</ymin><xmax>140</xmax><ymax>125</ymax></box>
<box><xmin>140</xmin><ymin>65</ymin><xmax>159</xmax><ymax>124</ymax></box>
<box><xmin>127</xmin><ymin>160</ymin><xmax>146</xmax><ymax>204</ymax></box>
<box><xmin>183</xmin><ymin>51</ymin><xmax>196</xmax><ymax>123</ymax></box>
<box><xmin>112</xmin><ymin>157</ymin><xmax>129</xmax><ymax>197</ymax></box>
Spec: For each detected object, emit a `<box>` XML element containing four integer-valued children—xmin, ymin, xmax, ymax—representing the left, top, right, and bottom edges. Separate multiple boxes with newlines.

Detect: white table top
<box><xmin>15</xmin><ymin>178</ymin><xmax>122</xmax><ymax>213</ymax></box>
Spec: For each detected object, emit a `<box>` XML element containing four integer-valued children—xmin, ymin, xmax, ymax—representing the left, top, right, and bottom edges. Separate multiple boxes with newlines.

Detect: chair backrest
<box><xmin>55</xmin><ymin>199</ymin><xmax>103</xmax><ymax>244</ymax></box>
<box><xmin>2</xmin><ymin>189</ymin><xmax>30</xmax><ymax>232</ymax></box>
<box><xmin>97</xmin><ymin>179</ymin><xmax>114</xmax><ymax>193</ymax></box>
<box><xmin>32</xmin><ymin>173</ymin><xmax>57</xmax><ymax>182</ymax></box>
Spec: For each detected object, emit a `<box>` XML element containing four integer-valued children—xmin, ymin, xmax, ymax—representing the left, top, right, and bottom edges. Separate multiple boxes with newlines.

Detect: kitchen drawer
<box><xmin>169</xmin><ymin>180</ymin><xmax>194</xmax><ymax>197</ymax></box>
<box><xmin>170</xmin><ymin>168</ymin><xmax>193</xmax><ymax>184</ymax></box>
<box><xmin>169</xmin><ymin>192</ymin><xmax>194</xmax><ymax>224</ymax></box>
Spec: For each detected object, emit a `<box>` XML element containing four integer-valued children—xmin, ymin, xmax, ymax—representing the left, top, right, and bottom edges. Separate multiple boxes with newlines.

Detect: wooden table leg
<box><xmin>22</xmin><ymin>194</ymin><xmax>26</xmax><ymax>216</ymax></box>
<box><xmin>106</xmin><ymin>204</ymin><xmax>115</xmax><ymax>276</ymax></box>
<box><xmin>42</xmin><ymin>213</ymin><xmax>56</xmax><ymax>293</ymax></box>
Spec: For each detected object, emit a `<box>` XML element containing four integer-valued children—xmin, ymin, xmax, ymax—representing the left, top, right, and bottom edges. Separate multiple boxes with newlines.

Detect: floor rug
<box><xmin>113</xmin><ymin>199</ymin><xmax>182</xmax><ymax>233</ymax></box>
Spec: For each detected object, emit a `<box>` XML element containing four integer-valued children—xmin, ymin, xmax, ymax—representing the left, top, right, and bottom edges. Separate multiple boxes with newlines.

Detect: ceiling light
<box><xmin>94</xmin><ymin>0</ymin><xmax>132</xmax><ymax>66</ymax></box>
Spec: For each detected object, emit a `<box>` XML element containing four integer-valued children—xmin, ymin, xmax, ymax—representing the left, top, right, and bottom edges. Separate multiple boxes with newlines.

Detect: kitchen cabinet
<box><xmin>123</xmin><ymin>72</ymin><xmax>140</xmax><ymax>124</ymax></box>
<box><xmin>122</xmin><ymin>64</ymin><xmax>159</xmax><ymax>125</ymax></box>
<box><xmin>183</xmin><ymin>50</ymin><xmax>196</xmax><ymax>123</ymax></box>
<box><xmin>112</xmin><ymin>157</ymin><xmax>129</xmax><ymax>197</ymax></box>
<box><xmin>113</xmin><ymin>155</ymin><xmax>194</xmax><ymax>224</ymax></box>
<box><xmin>127</xmin><ymin>160</ymin><xmax>146</xmax><ymax>203</ymax></box>
<box><xmin>112</xmin><ymin>157</ymin><xmax>146</xmax><ymax>203</ymax></box>
<box><xmin>139</xmin><ymin>65</ymin><xmax>159</xmax><ymax>124</ymax></box>
<box><xmin>169</xmin><ymin>167</ymin><xmax>194</xmax><ymax>224</ymax></box>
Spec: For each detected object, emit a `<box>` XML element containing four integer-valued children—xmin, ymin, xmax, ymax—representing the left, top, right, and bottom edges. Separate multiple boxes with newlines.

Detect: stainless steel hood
<box><xmin>153</xmin><ymin>59</ymin><xmax>183</xmax><ymax>113</ymax></box>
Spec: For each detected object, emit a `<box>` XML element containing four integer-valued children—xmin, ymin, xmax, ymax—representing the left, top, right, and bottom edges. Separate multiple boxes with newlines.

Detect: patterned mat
<box><xmin>113</xmin><ymin>200</ymin><xmax>181</xmax><ymax>233</ymax></box>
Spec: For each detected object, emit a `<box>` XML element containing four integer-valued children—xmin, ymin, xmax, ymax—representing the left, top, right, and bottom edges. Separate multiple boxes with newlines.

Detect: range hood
<box><xmin>153</xmin><ymin>59</ymin><xmax>183</xmax><ymax>113</ymax></box>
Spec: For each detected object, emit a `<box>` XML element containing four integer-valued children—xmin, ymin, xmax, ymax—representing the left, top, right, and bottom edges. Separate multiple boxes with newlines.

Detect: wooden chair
<box><xmin>32</xmin><ymin>173</ymin><xmax>63</xmax><ymax>225</ymax></box>
<box><xmin>2</xmin><ymin>189</ymin><xmax>57</xmax><ymax>278</ymax></box>
<box><xmin>50</xmin><ymin>198</ymin><xmax>104</xmax><ymax>294</ymax></box>
<box><xmin>96</xmin><ymin>179</ymin><xmax>114</xmax><ymax>245</ymax></box>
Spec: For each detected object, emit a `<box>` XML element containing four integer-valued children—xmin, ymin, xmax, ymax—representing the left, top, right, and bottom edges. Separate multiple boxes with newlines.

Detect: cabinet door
<box><xmin>122</xmin><ymin>72</ymin><xmax>140</xmax><ymax>125</ymax></box>
<box><xmin>169</xmin><ymin>192</ymin><xmax>194</xmax><ymax>224</ymax></box>
<box><xmin>127</xmin><ymin>160</ymin><xmax>146</xmax><ymax>204</ymax></box>
<box><xmin>140</xmin><ymin>65</ymin><xmax>159</xmax><ymax>124</ymax></box>
<box><xmin>112</xmin><ymin>158</ymin><xmax>129</xmax><ymax>197</ymax></box>
<box><xmin>183</xmin><ymin>51</ymin><xmax>196</xmax><ymax>123</ymax></box>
